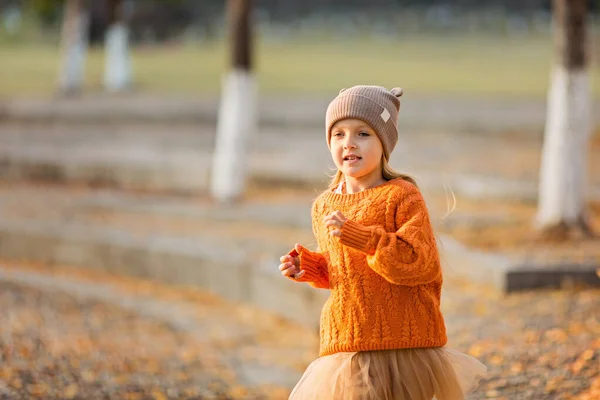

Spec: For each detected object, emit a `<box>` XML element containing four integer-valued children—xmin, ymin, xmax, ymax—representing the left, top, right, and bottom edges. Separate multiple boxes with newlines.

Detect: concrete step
<box><xmin>0</xmin><ymin>184</ymin><xmax>326</xmax><ymax>328</ymax></box>
<box><xmin>0</xmin><ymin>182</ymin><xmax>516</xmax><ymax>300</ymax></box>
<box><xmin>3</xmin><ymin>122</ymin><xmax>600</xmax><ymax>202</ymax></box>
<box><xmin>8</xmin><ymin>94</ymin><xmax>598</xmax><ymax>135</ymax></box>
<box><xmin>0</xmin><ymin>122</ymin><xmax>331</xmax><ymax>194</ymax></box>
<box><xmin>0</xmin><ymin>181</ymin><xmax>596</xmax><ymax>327</ymax></box>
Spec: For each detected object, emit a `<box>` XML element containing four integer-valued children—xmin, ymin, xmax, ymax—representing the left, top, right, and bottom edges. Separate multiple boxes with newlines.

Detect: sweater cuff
<box><xmin>286</xmin><ymin>248</ymin><xmax>323</xmax><ymax>283</ymax></box>
<box><xmin>340</xmin><ymin>219</ymin><xmax>375</xmax><ymax>253</ymax></box>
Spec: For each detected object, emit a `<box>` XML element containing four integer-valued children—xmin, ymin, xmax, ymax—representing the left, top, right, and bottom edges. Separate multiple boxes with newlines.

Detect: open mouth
<box><xmin>343</xmin><ymin>155</ymin><xmax>361</xmax><ymax>162</ymax></box>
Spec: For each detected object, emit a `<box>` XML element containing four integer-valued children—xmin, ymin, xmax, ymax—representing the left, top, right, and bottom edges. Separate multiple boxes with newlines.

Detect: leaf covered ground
<box><xmin>0</xmin><ymin>261</ymin><xmax>597</xmax><ymax>400</ymax></box>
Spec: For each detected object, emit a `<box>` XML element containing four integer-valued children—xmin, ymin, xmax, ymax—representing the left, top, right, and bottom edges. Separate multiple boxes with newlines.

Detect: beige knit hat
<box><xmin>325</xmin><ymin>85</ymin><xmax>403</xmax><ymax>160</ymax></box>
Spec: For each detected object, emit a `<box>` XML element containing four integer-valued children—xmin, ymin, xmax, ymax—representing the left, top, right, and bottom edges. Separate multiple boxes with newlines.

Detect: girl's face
<box><xmin>330</xmin><ymin>119</ymin><xmax>384</xmax><ymax>181</ymax></box>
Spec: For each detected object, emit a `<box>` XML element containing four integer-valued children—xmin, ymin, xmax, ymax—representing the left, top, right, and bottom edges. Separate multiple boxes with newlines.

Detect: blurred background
<box><xmin>0</xmin><ymin>1</ymin><xmax>599</xmax><ymax>399</ymax></box>
<box><xmin>0</xmin><ymin>0</ymin><xmax>598</xmax><ymax>96</ymax></box>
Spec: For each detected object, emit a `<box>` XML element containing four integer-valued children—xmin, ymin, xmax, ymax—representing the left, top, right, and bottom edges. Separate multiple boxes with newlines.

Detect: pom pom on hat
<box><xmin>390</xmin><ymin>87</ymin><xmax>403</xmax><ymax>97</ymax></box>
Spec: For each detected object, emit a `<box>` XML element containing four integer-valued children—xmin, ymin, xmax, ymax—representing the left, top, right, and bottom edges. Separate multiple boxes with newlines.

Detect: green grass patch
<box><xmin>0</xmin><ymin>34</ymin><xmax>599</xmax><ymax>98</ymax></box>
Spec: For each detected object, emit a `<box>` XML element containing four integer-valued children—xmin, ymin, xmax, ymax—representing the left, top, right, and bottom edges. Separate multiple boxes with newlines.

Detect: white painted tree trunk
<box><xmin>58</xmin><ymin>7</ymin><xmax>89</xmax><ymax>93</ymax></box>
<box><xmin>104</xmin><ymin>22</ymin><xmax>131</xmax><ymax>92</ymax></box>
<box><xmin>536</xmin><ymin>66</ymin><xmax>591</xmax><ymax>227</ymax></box>
<box><xmin>210</xmin><ymin>69</ymin><xmax>257</xmax><ymax>202</ymax></box>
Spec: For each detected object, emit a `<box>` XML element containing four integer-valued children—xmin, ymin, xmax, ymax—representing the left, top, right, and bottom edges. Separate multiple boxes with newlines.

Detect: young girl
<box><xmin>279</xmin><ymin>85</ymin><xmax>486</xmax><ymax>400</ymax></box>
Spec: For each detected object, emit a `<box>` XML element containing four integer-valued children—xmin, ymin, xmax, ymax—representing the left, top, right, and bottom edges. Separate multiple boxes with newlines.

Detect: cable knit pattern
<box><xmin>293</xmin><ymin>178</ymin><xmax>447</xmax><ymax>357</ymax></box>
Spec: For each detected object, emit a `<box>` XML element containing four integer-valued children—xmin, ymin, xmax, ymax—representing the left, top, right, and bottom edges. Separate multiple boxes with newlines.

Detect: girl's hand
<box><xmin>324</xmin><ymin>211</ymin><xmax>347</xmax><ymax>237</ymax></box>
<box><xmin>279</xmin><ymin>243</ymin><xmax>305</xmax><ymax>279</ymax></box>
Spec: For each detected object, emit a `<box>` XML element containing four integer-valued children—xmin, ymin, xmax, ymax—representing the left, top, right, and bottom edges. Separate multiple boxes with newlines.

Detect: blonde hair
<box><xmin>328</xmin><ymin>156</ymin><xmax>417</xmax><ymax>190</ymax></box>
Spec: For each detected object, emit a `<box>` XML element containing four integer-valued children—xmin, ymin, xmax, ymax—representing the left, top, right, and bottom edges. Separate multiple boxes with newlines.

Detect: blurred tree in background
<box><xmin>2</xmin><ymin>0</ymin><xmax>598</xmax><ymax>46</ymax></box>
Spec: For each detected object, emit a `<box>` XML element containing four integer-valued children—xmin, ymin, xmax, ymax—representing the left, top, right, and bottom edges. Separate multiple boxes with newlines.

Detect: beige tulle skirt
<box><xmin>289</xmin><ymin>347</ymin><xmax>486</xmax><ymax>400</ymax></box>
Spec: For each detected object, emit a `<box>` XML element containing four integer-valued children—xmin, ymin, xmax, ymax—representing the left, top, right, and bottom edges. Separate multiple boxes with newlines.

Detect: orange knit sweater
<box><xmin>294</xmin><ymin>178</ymin><xmax>447</xmax><ymax>357</ymax></box>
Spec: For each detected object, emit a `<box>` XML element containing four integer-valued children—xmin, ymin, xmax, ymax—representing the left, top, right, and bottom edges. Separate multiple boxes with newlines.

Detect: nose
<box><xmin>343</xmin><ymin>136</ymin><xmax>356</xmax><ymax>149</ymax></box>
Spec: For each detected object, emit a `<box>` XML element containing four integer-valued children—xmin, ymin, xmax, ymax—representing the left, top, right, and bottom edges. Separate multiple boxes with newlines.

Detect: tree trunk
<box><xmin>104</xmin><ymin>0</ymin><xmax>132</xmax><ymax>92</ymax></box>
<box><xmin>211</xmin><ymin>0</ymin><xmax>257</xmax><ymax>202</ymax></box>
<box><xmin>536</xmin><ymin>0</ymin><xmax>593</xmax><ymax>239</ymax></box>
<box><xmin>58</xmin><ymin>0</ymin><xmax>89</xmax><ymax>95</ymax></box>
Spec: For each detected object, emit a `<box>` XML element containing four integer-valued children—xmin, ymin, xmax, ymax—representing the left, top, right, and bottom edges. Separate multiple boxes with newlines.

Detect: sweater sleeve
<box><xmin>287</xmin><ymin>247</ymin><xmax>330</xmax><ymax>289</ymax></box>
<box><xmin>338</xmin><ymin>188</ymin><xmax>441</xmax><ymax>286</ymax></box>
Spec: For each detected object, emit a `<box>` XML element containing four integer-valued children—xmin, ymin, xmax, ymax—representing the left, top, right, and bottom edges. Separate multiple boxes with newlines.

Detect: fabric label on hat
<box><xmin>380</xmin><ymin>107</ymin><xmax>391</xmax><ymax>122</ymax></box>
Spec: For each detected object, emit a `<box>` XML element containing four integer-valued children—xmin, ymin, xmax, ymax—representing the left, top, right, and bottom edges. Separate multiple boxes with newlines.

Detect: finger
<box><xmin>330</xmin><ymin>229</ymin><xmax>342</xmax><ymax>237</ymax></box>
<box><xmin>280</xmin><ymin>255</ymin><xmax>291</xmax><ymax>263</ymax></box>
<box><xmin>334</xmin><ymin>214</ymin><xmax>346</xmax><ymax>223</ymax></box>
<box><xmin>333</xmin><ymin>211</ymin><xmax>347</xmax><ymax>222</ymax></box>
<box><xmin>294</xmin><ymin>243</ymin><xmax>303</xmax><ymax>254</ymax></box>
<box><xmin>283</xmin><ymin>268</ymin><xmax>297</xmax><ymax>277</ymax></box>
<box><xmin>295</xmin><ymin>270</ymin><xmax>305</xmax><ymax>279</ymax></box>
<box><xmin>325</xmin><ymin>220</ymin><xmax>341</xmax><ymax>229</ymax></box>
<box><xmin>278</xmin><ymin>262</ymin><xmax>293</xmax><ymax>271</ymax></box>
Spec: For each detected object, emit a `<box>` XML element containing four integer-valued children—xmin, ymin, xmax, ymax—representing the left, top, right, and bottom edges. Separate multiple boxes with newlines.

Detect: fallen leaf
<box><xmin>10</xmin><ymin>378</ymin><xmax>22</xmax><ymax>390</ymax></box>
<box><xmin>230</xmin><ymin>385</ymin><xmax>250</xmax><ymax>398</ymax></box>
<box><xmin>545</xmin><ymin>376</ymin><xmax>563</xmax><ymax>392</ymax></box>
<box><xmin>0</xmin><ymin>367</ymin><xmax>13</xmax><ymax>381</ymax></box>
<box><xmin>489</xmin><ymin>354</ymin><xmax>504</xmax><ymax>366</ymax></box>
<box><xmin>571</xmin><ymin>349</ymin><xmax>596</xmax><ymax>375</ymax></box>
<box><xmin>509</xmin><ymin>362</ymin><xmax>524</xmax><ymax>373</ymax></box>
<box><xmin>151</xmin><ymin>390</ymin><xmax>167</xmax><ymax>400</ymax></box>
<box><xmin>28</xmin><ymin>383</ymin><xmax>48</xmax><ymax>396</ymax></box>
<box><xmin>567</xmin><ymin>322</ymin><xmax>586</xmax><ymax>336</ymax></box>
<box><xmin>62</xmin><ymin>383</ymin><xmax>79</xmax><ymax>399</ymax></box>
<box><xmin>468</xmin><ymin>343</ymin><xmax>485</xmax><ymax>358</ymax></box>
<box><xmin>544</xmin><ymin>328</ymin><xmax>568</xmax><ymax>344</ymax></box>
